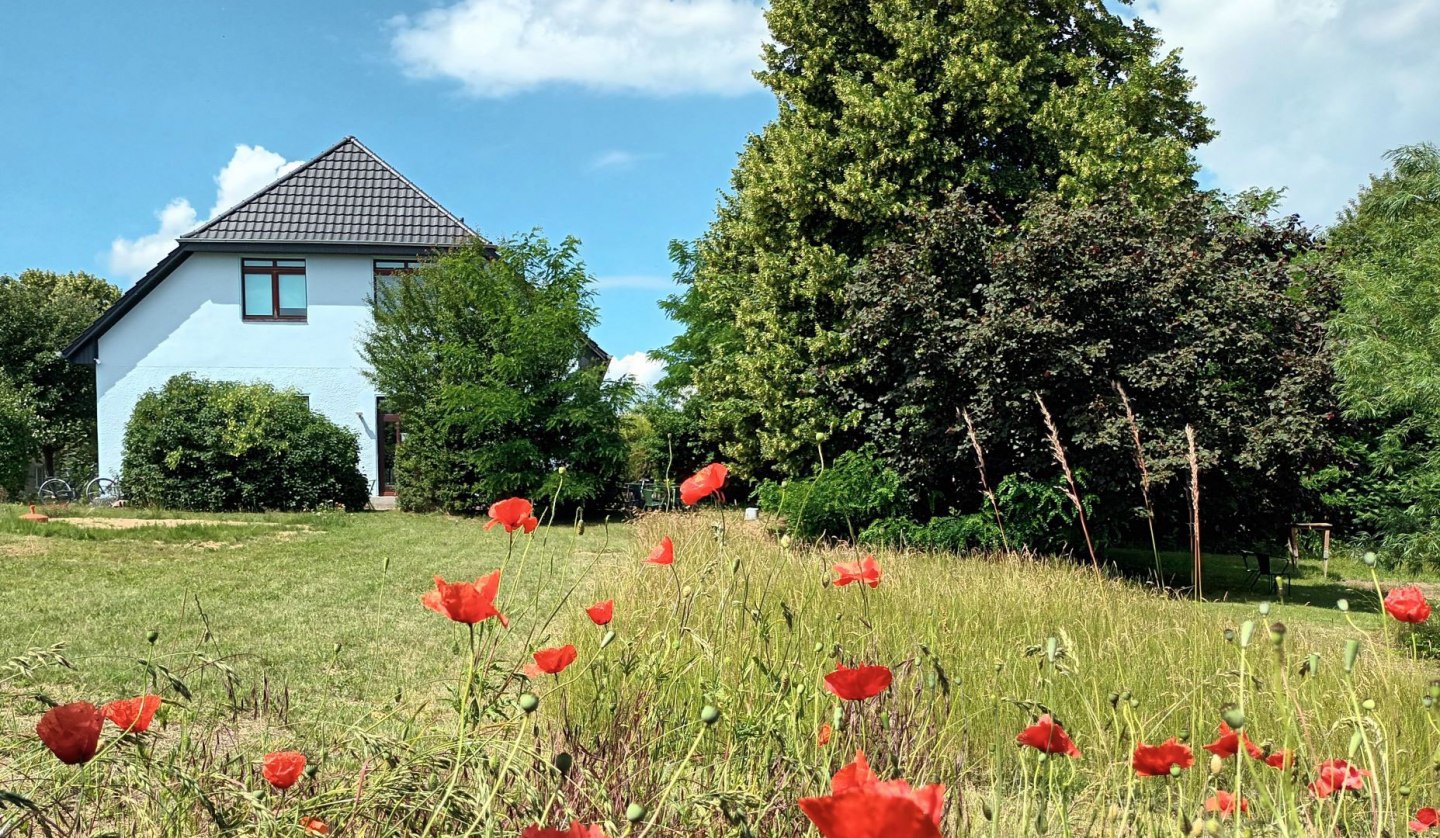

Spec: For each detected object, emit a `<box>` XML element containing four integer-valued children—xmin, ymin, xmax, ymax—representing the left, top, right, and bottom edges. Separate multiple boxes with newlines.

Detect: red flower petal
<box><xmin>1385</xmin><ymin>585</ymin><xmax>1432</xmax><ymax>624</ymax></box>
<box><xmin>680</xmin><ymin>463</ymin><xmax>728</xmax><ymax>506</ymax></box>
<box><xmin>823</xmin><ymin>662</ymin><xmax>893</xmax><ymax>701</ymax></box>
<box><xmin>645</xmin><ymin>536</ymin><xmax>675</xmax><ymax>565</ymax></box>
<box><xmin>1132</xmin><ymin>738</ymin><xmax>1194</xmax><ymax>776</ymax></box>
<box><xmin>487</xmin><ymin>497</ymin><xmax>535</xmax><ymax>533</ymax></box>
<box><xmin>1016</xmin><ymin>714</ymin><xmax>1081</xmax><ymax>758</ymax></box>
<box><xmin>300</xmin><ymin>817</ymin><xmax>331</xmax><ymax>835</ymax></box>
<box><xmin>520</xmin><ymin>824</ymin><xmax>610</xmax><ymax>838</ymax></box>
<box><xmin>36</xmin><ymin>701</ymin><xmax>103</xmax><ymax>765</ymax></box>
<box><xmin>833</xmin><ymin>555</ymin><xmax>882</xmax><ymax>588</ymax></box>
<box><xmin>102</xmin><ymin>695</ymin><xmax>162</xmax><ymax>733</ymax></box>
<box><xmin>1204</xmin><ymin>791</ymin><xmax>1249</xmax><ymax>816</ymax></box>
<box><xmin>422</xmin><ymin>571</ymin><xmax>508</xmax><ymax>626</ymax></box>
<box><xmin>585</xmin><ymin>600</ymin><xmax>614</xmax><ymax>626</ymax></box>
<box><xmin>533</xmin><ymin>644</ymin><xmax>578</xmax><ymax>675</ymax></box>
<box><xmin>262</xmin><ymin>751</ymin><xmax>307</xmax><ymax>790</ymax></box>
<box><xmin>817</xmin><ymin>723</ymin><xmax>832</xmax><ymax>746</ymax></box>
<box><xmin>798</xmin><ymin>751</ymin><xmax>945</xmax><ymax>838</ymax></box>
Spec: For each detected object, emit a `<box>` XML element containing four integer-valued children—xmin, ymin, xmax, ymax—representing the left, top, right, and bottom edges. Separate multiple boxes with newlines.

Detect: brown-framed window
<box><xmin>242</xmin><ymin>259</ymin><xmax>307</xmax><ymax>321</ymax></box>
<box><xmin>373</xmin><ymin>259</ymin><xmax>420</xmax><ymax>300</ymax></box>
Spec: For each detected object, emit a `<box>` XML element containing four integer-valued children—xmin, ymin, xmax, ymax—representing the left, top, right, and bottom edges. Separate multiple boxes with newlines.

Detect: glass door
<box><xmin>377</xmin><ymin>399</ymin><xmax>401</xmax><ymax>496</ymax></box>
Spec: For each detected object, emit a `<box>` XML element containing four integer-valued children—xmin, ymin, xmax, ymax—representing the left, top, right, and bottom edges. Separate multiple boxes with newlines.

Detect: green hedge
<box><xmin>121</xmin><ymin>375</ymin><xmax>368</xmax><ymax>512</ymax></box>
<box><xmin>756</xmin><ymin>449</ymin><xmax>904</xmax><ymax>541</ymax></box>
<box><xmin>0</xmin><ymin>380</ymin><xmax>36</xmax><ymax>498</ymax></box>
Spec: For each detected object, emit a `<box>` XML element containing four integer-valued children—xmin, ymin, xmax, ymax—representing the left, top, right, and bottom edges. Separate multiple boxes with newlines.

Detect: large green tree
<box><xmin>363</xmin><ymin>236</ymin><xmax>630</xmax><ymax>513</ymax></box>
<box><xmin>0</xmin><ymin>269</ymin><xmax>120</xmax><ymax>477</ymax></box>
<box><xmin>833</xmin><ymin>190</ymin><xmax>1341</xmax><ymax>545</ymax></box>
<box><xmin>1327</xmin><ymin>143</ymin><xmax>1440</xmax><ymax>561</ymax></box>
<box><xmin>662</xmin><ymin>0</ymin><xmax>1214</xmax><ymax>478</ymax></box>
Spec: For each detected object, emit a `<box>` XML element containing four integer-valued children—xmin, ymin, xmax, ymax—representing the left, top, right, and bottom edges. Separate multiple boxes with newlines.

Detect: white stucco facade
<box><xmin>94</xmin><ymin>251</ymin><xmax>384</xmax><ymax>493</ymax></box>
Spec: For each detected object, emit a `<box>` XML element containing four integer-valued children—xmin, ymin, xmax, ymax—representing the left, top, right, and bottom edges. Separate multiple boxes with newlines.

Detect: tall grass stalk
<box><xmin>961</xmin><ymin>408</ymin><xmax>1010</xmax><ymax>555</ymax></box>
<box><xmin>1114</xmin><ymin>383</ymin><xmax>1161</xmax><ymax>584</ymax></box>
<box><xmin>1035</xmin><ymin>394</ymin><xmax>1099</xmax><ymax>573</ymax></box>
<box><xmin>1186</xmin><ymin>424</ymin><xmax>1203</xmax><ymax>600</ymax></box>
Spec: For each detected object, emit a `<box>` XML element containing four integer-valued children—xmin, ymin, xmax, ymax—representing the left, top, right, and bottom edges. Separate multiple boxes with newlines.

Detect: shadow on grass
<box><xmin>1106</xmin><ymin>546</ymin><xmax>1380</xmax><ymax>614</ymax></box>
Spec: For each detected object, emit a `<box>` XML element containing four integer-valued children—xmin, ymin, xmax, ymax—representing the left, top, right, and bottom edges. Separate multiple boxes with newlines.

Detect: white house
<box><xmin>64</xmin><ymin>136</ymin><xmax>604</xmax><ymax>504</ymax></box>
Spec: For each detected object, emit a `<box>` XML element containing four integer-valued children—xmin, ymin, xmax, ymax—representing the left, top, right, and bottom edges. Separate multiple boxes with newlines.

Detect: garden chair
<box><xmin>1240</xmin><ymin>550</ymin><xmax>1292</xmax><ymax>594</ymax></box>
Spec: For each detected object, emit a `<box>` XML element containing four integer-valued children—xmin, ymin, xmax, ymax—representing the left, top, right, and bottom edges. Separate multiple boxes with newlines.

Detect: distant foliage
<box><xmin>0</xmin><ymin>269</ymin><xmax>119</xmax><ymax>476</ymax></box>
<box><xmin>0</xmin><ymin>380</ymin><xmax>37</xmax><ymax>497</ymax></box>
<box><xmin>363</xmin><ymin>236</ymin><xmax>630</xmax><ymax>513</ymax></box>
<box><xmin>121</xmin><ymin>375</ymin><xmax>368</xmax><ymax>511</ymax></box>
<box><xmin>619</xmin><ymin>391</ymin><xmax>717</xmax><ymax>485</ymax></box>
<box><xmin>1329</xmin><ymin>143</ymin><xmax>1440</xmax><ymax>564</ymax></box>
<box><xmin>757</xmin><ymin>449</ymin><xmax>904</xmax><ymax>541</ymax></box>
<box><xmin>833</xmin><ymin>190</ymin><xmax>1342</xmax><ymax>546</ymax></box>
<box><xmin>860</xmin><ymin>513</ymin><xmax>1001</xmax><ymax>553</ymax></box>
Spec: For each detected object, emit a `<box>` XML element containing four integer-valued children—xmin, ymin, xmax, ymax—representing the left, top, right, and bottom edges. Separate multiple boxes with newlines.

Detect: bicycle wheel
<box><xmin>38</xmin><ymin>478</ymin><xmax>73</xmax><ymax>503</ymax></box>
<box><xmin>83</xmin><ymin>477</ymin><xmax>120</xmax><ymax>505</ymax></box>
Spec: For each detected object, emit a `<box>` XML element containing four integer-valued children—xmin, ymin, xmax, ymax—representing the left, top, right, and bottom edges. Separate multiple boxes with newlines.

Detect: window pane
<box><xmin>277</xmin><ymin>259</ymin><xmax>306</xmax><ymax>268</ymax></box>
<box><xmin>242</xmin><ymin>258</ymin><xmax>275</xmax><ymax>268</ymax></box>
<box><xmin>244</xmin><ymin>274</ymin><xmax>273</xmax><ymax>317</ymax></box>
<box><xmin>278</xmin><ymin>273</ymin><xmax>307</xmax><ymax>317</ymax></box>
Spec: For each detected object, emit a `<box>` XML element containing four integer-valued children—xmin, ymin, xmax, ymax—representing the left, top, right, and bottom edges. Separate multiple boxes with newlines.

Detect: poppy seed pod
<box><xmin>701</xmin><ymin>705</ymin><xmax>720</xmax><ymax>725</ymax></box>
<box><xmin>519</xmin><ymin>693</ymin><xmax>539</xmax><ymax>714</ymax></box>
<box><xmin>1222</xmin><ymin>628</ymin><xmax>1235</xmax><ymax>643</ymax></box>
<box><xmin>1269</xmin><ymin>622</ymin><xmax>1287</xmax><ymax>645</ymax></box>
<box><xmin>1402</xmin><ymin>784</ymin><xmax>1413</xmax><ymax>797</ymax></box>
<box><xmin>1338</xmin><ymin>599</ymin><xmax>1350</xmax><ymax>612</ymax></box>
<box><xmin>1258</xmin><ymin>601</ymin><xmax>1271</xmax><ymax>616</ymax></box>
<box><xmin>1362</xmin><ymin>698</ymin><xmax>1377</xmax><ymax>711</ymax></box>
<box><xmin>1344</xmin><ymin>638</ymin><xmax>1361</xmax><ymax>673</ymax></box>
<box><xmin>557</xmin><ymin>466</ymin><xmax>567</xmax><ymax>475</ymax></box>
<box><xmin>1209</xmin><ymin>754</ymin><xmax>1224</xmax><ymax>775</ymax></box>
<box><xmin>1363</xmin><ymin>551</ymin><xmax>1377</xmax><ymax>567</ymax></box>
<box><xmin>1170</xmin><ymin>764</ymin><xmax>1183</xmax><ymax>778</ymax></box>
<box><xmin>626</xmin><ymin>803</ymin><xmax>646</xmax><ymax>823</ymax></box>
<box><xmin>146</xmin><ymin>630</ymin><xmax>159</xmax><ymax>645</ymax></box>
<box><xmin>1108</xmin><ymin>692</ymin><xmax>1120</xmax><ymax>707</ymax></box>
<box><xmin>1221</xmin><ymin>705</ymin><xmax>1246</xmax><ymax>730</ymax></box>
<box><xmin>552</xmin><ymin>752</ymin><xmax>573</xmax><ymax>776</ymax></box>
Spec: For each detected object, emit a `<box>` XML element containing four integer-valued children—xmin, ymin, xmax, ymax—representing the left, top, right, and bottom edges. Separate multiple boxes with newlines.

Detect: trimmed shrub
<box><xmin>756</xmin><ymin>449</ymin><xmax>904</xmax><ymax>541</ymax></box>
<box><xmin>122</xmin><ymin>375</ymin><xmax>368</xmax><ymax>511</ymax></box>
<box><xmin>0</xmin><ymin>380</ymin><xmax>37</xmax><ymax>498</ymax></box>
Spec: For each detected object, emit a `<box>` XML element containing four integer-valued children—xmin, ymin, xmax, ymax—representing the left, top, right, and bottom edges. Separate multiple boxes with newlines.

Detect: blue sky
<box><xmin>3</xmin><ymin>1</ymin><xmax>1439</xmax><ymax>384</ymax></box>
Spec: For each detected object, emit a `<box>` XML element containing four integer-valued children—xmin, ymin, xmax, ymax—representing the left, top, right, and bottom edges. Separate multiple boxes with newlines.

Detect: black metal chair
<box><xmin>1240</xmin><ymin>550</ymin><xmax>1292</xmax><ymax>594</ymax></box>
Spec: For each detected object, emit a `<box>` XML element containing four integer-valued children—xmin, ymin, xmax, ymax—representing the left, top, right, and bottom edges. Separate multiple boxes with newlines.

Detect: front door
<box><xmin>377</xmin><ymin>400</ymin><xmax>401</xmax><ymax>496</ymax></box>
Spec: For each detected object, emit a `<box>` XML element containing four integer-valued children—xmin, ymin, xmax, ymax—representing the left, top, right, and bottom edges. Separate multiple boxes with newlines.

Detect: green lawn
<box><xmin>0</xmin><ymin>504</ymin><xmax>632</xmax><ymax>734</ymax></box>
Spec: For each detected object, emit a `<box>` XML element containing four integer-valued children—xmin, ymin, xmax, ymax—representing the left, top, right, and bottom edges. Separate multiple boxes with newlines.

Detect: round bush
<box><xmin>121</xmin><ymin>374</ymin><xmax>368</xmax><ymax>511</ymax></box>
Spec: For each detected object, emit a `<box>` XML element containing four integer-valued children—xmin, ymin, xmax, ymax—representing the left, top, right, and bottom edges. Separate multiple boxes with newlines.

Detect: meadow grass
<box><xmin>2</xmin><ymin>504</ymin><xmax>1438</xmax><ymax>836</ymax></box>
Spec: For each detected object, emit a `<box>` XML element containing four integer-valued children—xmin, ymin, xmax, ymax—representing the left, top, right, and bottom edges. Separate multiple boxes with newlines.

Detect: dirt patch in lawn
<box><xmin>59</xmin><ymin>518</ymin><xmax>294</xmax><ymax>530</ymax></box>
<box><xmin>0</xmin><ymin>536</ymin><xmax>48</xmax><ymax>557</ymax></box>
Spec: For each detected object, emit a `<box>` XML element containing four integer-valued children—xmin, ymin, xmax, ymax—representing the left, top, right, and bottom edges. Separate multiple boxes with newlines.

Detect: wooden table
<box><xmin>1288</xmin><ymin>522</ymin><xmax>1333</xmax><ymax>578</ymax></box>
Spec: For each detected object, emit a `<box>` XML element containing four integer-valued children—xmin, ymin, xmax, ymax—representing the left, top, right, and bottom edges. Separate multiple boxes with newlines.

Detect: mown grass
<box><xmin>2</xmin><ymin>505</ymin><xmax>1437</xmax><ymax>836</ymax></box>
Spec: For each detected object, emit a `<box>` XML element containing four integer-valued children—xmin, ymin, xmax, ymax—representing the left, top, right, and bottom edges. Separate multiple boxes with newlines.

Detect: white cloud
<box><xmin>1131</xmin><ymin>0</ymin><xmax>1440</xmax><ymax>224</ymax></box>
<box><xmin>594</xmin><ymin>274</ymin><xmax>676</xmax><ymax>291</ymax></box>
<box><xmin>590</xmin><ymin>149</ymin><xmax>654</xmax><ymax>171</ymax></box>
<box><xmin>389</xmin><ymin>0</ymin><xmax>768</xmax><ymax>97</ymax></box>
<box><xmin>607</xmin><ymin>351</ymin><xmax>666</xmax><ymax>387</ymax></box>
<box><xmin>108</xmin><ymin>145</ymin><xmax>302</xmax><ymax>283</ymax></box>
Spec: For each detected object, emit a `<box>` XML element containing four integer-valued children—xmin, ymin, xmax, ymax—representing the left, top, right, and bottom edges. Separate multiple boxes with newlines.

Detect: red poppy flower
<box><xmin>833</xmin><ymin>555</ymin><xmax>882</xmax><ymax>588</ymax></box>
<box><xmin>1264</xmin><ymin>749</ymin><xmax>1295</xmax><ymax>770</ymax></box>
<box><xmin>262</xmin><ymin>751</ymin><xmax>307</xmax><ymax>790</ymax></box>
<box><xmin>300</xmin><ymin>817</ymin><xmax>330</xmax><ymax>835</ymax></box>
<box><xmin>817</xmin><ymin>723</ymin><xmax>833</xmax><ymax>746</ymax></box>
<box><xmin>680</xmin><ymin>463</ymin><xmax>728</xmax><ymax>506</ymax></box>
<box><xmin>645</xmin><ymin>536</ymin><xmax>674</xmax><ymax>565</ymax></box>
<box><xmin>521</xmin><ymin>662</ymin><xmax>544</xmax><ymax>679</ymax></box>
<box><xmin>1385</xmin><ymin>585</ymin><xmax>1432</xmax><ymax>624</ymax></box>
<box><xmin>823</xmin><ymin>662</ymin><xmax>893</xmax><ymax>701</ymax></box>
<box><xmin>798</xmin><ymin>750</ymin><xmax>944</xmax><ymax>838</ymax></box>
<box><xmin>1132</xmin><ymin>738</ymin><xmax>1194</xmax><ymax>776</ymax></box>
<box><xmin>486</xmin><ymin>497</ymin><xmax>539</xmax><ymax>534</ymax></box>
<box><xmin>103</xmin><ymin>695</ymin><xmax>162</xmax><ymax>733</ymax></box>
<box><xmin>1202</xmin><ymin>722</ymin><xmax>1262</xmax><ymax>760</ymax></box>
<box><xmin>532</xmin><ymin>644</ymin><xmax>578</xmax><ymax>675</ymax></box>
<box><xmin>585</xmin><ymin>600</ymin><xmax>613</xmax><ymax>626</ymax></box>
<box><xmin>1016</xmin><ymin>714</ymin><xmax>1081</xmax><ymax>758</ymax></box>
<box><xmin>1310</xmin><ymin>759</ymin><xmax>1371</xmax><ymax>798</ymax></box>
<box><xmin>1412</xmin><ymin>807</ymin><xmax>1440</xmax><ymax>832</ymax></box>
<box><xmin>422</xmin><ymin>571</ymin><xmax>509</xmax><ymax>627</ymax></box>
<box><xmin>1204</xmin><ymin>791</ymin><xmax>1249</xmax><ymax>816</ymax></box>
<box><xmin>520</xmin><ymin>824</ymin><xmax>609</xmax><ymax>838</ymax></box>
<box><xmin>36</xmin><ymin>701</ymin><xmax>104</xmax><ymax>765</ymax></box>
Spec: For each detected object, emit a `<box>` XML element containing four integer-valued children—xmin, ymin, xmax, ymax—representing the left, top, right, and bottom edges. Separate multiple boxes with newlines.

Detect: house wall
<box><xmin>95</xmin><ymin>251</ymin><xmax>384</xmax><ymax>495</ymax></box>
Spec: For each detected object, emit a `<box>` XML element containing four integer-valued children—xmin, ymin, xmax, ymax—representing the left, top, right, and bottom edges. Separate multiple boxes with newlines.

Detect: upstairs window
<box><xmin>242</xmin><ymin>259</ymin><xmax>307</xmax><ymax>321</ymax></box>
<box><xmin>373</xmin><ymin>259</ymin><xmax>420</xmax><ymax>300</ymax></box>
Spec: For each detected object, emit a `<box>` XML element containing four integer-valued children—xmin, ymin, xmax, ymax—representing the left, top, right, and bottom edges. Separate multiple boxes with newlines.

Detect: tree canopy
<box><xmin>660</xmin><ymin>0</ymin><xmax>1214</xmax><ymax>480</ymax></box>
<box><xmin>363</xmin><ymin>236</ymin><xmax>629</xmax><ymax>513</ymax></box>
<box><xmin>0</xmin><ymin>269</ymin><xmax>119</xmax><ymax>477</ymax></box>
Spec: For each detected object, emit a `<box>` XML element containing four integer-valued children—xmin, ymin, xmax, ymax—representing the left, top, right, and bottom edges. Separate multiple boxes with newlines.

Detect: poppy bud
<box><xmin>981</xmin><ymin>800</ymin><xmax>993</xmax><ymax>820</ymax></box>
<box><xmin>780</xmin><ymin>535</ymin><xmax>792</xmax><ymax>550</ymax></box>
<box><xmin>557</xmin><ymin>466</ymin><xmax>567</xmax><ymax>475</ymax></box>
<box><xmin>1209</xmin><ymin>754</ymin><xmax>1224</xmax><ymax>775</ymax></box>
<box><xmin>1239</xmin><ymin>620</ymin><xmax>1255</xmax><ymax>648</ymax></box>
<box><xmin>626</xmin><ymin>803</ymin><xmax>646</xmax><ymax>823</ymax></box>
<box><xmin>1430</xmin><ymin>680</ymin><xmax>1440</xmax><ymax>700</ymax></box>
<box><xmin>1170</xmin><ymin>764</ymin><xmax>1182</xmax><ymax>778</ymax></box>
<box><xmin>1221</xmin><ymin>705</ymin><xmax>1246</xmax><ymax>730</ymax></box>
<box><xmin>1107</xmin><ymin>692</ymin><xmax>1120</xmax><ymax>707</ymax></box>
<box><xmin>146</xmin><ymin>630</ymin><xmax>159</xmax><ymax>645</ymax></box>
<box><xmin>1178</xmin><ymin>728</ymin><xmax>1190</xmax><ymax>743</ymax></box>
<box><xmin>1402</xmin><ymin>784</ymin><xmax>1413</xmax><ymax>797</ymax></box>
<box><xmin>1344</xmin><ymin>638</ymin><xmax>1361</xmax><ymax>673</ymax></box>
<box><xmin>1205</xmin><ymin>818</ymin><xmax>1220</xmax><ymax>835</ymax></box>
<box><xmin>519</xmin><ymin>693</ymin><xmax>539</xmax><ymax>714</ymax></box>
<box><xmin>1269</xmin><ymin>622</ymin><xmax>1287</xmax><ymax>645</ymax></box>
<box><xmin>1307</xmin><ymin>652</ymin><xmax>1320</xmax><ymax>677</ymax></box>
<box><xmin>1362</xmin><ymin>698</ymin><xmax>1376</xmax><ymax>711</ymax></box>
<box><xmin>1120</xmin><ymin>690</ymin><xmax>1132</xmax><ymax>702</ymax></box>
<box><xmin>553</xmin><ymin>752</ymin><xmax>573</xmax><ymax>776</ymax></box>
<box><xmin>1338</xmin><ymin>599</ymin><xmax>1350</xmax><ymax>612</ymax></box>
<box><xmin>304</xmin><ymin>762</ymin><xmax>319</xmax><ymax>780</ymax></box>
<box><xmin>576</xmin><ymin>520</ymin><xmax>585</xmax><ymax>536</ymax></box>
<box><xmin>1363</xmin><ymin>551</ymin><xmax>1377</xmax><ymax>567</ymax></box>
<box><xmin>1424</xmin><ymin>696</ymin><xmax>1434</xmax><ymax>709</ymax></box>
<box><xmin>1222</xmin><ymin>628</ymin><xmax>1235</xmax><ymax>643</ymax></box>
<box><xmin>701</xmin><ymin>705</ymin><xmax>720</xmax><ymax>725</ymax></box>
<box><xmin>1129</xmin><ymin>698</ymin><xmax>1139</xmax><ymax>709</ymax></box>
<box><xmin>1045</xmin><ymin>637</ymin><xmax>1058</xmax><ymax>662</ymax></box>
<box><xmin>1348</xmin><ymin>728</ymin><xmax>1364</xmax><ymax>757</ymax></box>
<box><xmin>1258</xmin><ymin>601</ymin><xmax>1271</xmax><ymax>617</ymax></box>
<box><xmin>600</xmin><ymin>630</ymin><xmax>616</xmax><ymax>649</ymax></box>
